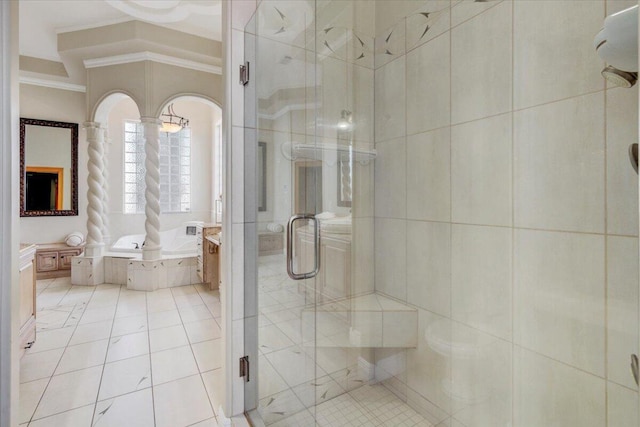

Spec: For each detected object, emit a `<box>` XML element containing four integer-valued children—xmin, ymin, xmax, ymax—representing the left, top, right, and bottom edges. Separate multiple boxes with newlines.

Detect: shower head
<box><xmin>601</xmin><ymin>66</ymin><xmax>637</xmax><ymax>88</ymax></box>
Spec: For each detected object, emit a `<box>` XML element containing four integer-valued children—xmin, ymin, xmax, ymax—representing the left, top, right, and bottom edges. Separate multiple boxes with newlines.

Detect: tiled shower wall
<box><xmin>372</xmin><ymin>0</ymin><xmax>640</xmax><ymax>425</ymax></box>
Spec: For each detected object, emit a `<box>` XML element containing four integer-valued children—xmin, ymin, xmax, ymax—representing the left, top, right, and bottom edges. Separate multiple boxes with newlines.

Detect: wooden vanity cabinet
<box><xmin>295</xmin><ymin>228</ymin><xmax>351</xmax><ymax>303</ymax></box>
<box><xmin>19</xmin><ymin>244</ymin><xmax>36</xmax><ymax>356</ymax></box>
<box><xmin>197</xmin><ymin>224</ymin><xmax>221</xmax><ymax>290</ymax></box>
<box><xmin>35</xmin><ymin>243</ymin><xmax>83</xmax><ymax>279</ymax></box>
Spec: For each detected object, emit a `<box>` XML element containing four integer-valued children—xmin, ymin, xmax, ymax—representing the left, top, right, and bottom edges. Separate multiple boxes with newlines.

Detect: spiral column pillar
<box><xmin>141</xmin><ymin>117</ymin><xmax>162</xmax><ymax>260</ymax></box>
<box><xmin>100</xmin><ymin>127</ymin><xmax>111</xmax><ymax>246</ymax></box>
<box><xmin>83</xmin><ymin>122</ymin><xmax>105</xmax><ymax>257</ymax></box>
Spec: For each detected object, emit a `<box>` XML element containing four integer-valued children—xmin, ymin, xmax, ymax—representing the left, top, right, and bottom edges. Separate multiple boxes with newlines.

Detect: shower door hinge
<box><xmin>239</xmin><ymin>62</ymin><xmax>250</xmax><ymax>86</ymax></box>
<box><xmin>239</xmin><ymin>355</ymin><xmax>250</xmax><ymax>382</ymax></box>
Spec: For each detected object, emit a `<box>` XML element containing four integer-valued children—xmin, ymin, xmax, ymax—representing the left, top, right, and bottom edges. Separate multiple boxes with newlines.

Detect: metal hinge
<box><xmin>239</xmin><ymin>62</ymin><xmax>250</xmax><ymax>86</ymax></box>
<box><xmin>239</xmin><ymin>355</ymin><xmax>250</xmax><ymax>382</ymax></box>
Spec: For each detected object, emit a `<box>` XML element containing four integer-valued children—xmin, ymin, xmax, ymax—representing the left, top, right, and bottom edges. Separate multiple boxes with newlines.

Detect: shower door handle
<box><xmin>286</xmin><ymin>214</ymin><xmax>320</xmax><ymax>280</ymax></box>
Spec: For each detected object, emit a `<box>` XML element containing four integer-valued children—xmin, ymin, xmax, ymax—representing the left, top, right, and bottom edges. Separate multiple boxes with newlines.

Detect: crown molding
<box><xmin>19</xmin><ymin>75</ymin><xmax>86</xmax><ymax>93</ymax></box>
<box><xmin>83</xmin><ymin>51</ymin><xmax>222</xmax><ymax>75</ymax></box>
<box><xmin>55</xmin><ymin>17</ymin><xmax>133</xmax><ymax>35</ymax></box>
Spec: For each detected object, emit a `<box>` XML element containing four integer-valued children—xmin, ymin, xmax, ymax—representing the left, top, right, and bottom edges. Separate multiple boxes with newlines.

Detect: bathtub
<box><xmin>110</xmin><ymin>222</ymin><xmax>202</xmax><ymax>256</ymax></box>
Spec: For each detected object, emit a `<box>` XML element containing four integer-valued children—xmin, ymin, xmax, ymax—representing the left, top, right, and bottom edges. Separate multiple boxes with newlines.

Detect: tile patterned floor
<box><xmin>19</xmin><ymin>276</ymin><xmax>223</xmax><ymax>427</ymax></box>
<box><xmin>257</xmin><ymin>255</ymin><xmax>433</xmax><ymax>427</ymax></box>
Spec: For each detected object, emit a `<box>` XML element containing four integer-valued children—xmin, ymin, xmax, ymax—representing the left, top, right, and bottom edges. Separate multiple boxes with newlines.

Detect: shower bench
<box><xmin>301</xmin><ymin>293</ymin><xmax>418</xmax><ymax>348</ymax></box>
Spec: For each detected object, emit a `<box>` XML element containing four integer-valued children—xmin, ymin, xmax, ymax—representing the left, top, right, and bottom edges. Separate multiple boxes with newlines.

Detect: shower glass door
<box><xmin>245</xmin><ymin>0</ymin><xmax>640</xmax><ymax>426</ymax></box>
<box><xmin>245</xmin><ymin>1</ymin><xmax>385</xmax><ymax>425</ymax></box>
<box><xmin>244</xmin><ymin>2</ymin><xmax>322</xmax><ymax>424</ymax></box>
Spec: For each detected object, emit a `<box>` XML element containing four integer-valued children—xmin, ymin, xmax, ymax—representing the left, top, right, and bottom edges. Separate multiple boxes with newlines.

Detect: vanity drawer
<box><xmin>36</xmin><ymin>251</ymin><xmax>58</xmax><ymax>272</ymax></box>
<box><xmin>58</xmin><ymin>249</ymin><xmax>81</xmax><ymax>270</ymax></box>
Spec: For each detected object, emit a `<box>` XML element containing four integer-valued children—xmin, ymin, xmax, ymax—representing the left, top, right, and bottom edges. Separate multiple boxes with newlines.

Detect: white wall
<box><xmin>19</xmin><ymin>84</ymin><xmax>87</xmax><ymax>244</ymax></box>
<box><xmin>106</xmin><ymin>96</ymin><xmax>220</xmax><ymax>241</ymax></box>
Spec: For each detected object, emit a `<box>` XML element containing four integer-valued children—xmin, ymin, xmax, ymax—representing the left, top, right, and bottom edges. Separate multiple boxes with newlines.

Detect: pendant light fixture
<box><xmin>160</xmin><ymin>103</ymin><xmax>189</xmax><ymax>133</ymax></box>
<box><xmin>337</xmin><ymin>109</ymin><xmax>353</xmax><ymax>130</ymax></box>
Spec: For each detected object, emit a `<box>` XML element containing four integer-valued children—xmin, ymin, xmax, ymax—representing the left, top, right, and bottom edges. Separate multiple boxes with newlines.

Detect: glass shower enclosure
<box><xmin>243</xmin><ymin>1</ymin><xmax>640</xmax><ymax>425</ymax></box>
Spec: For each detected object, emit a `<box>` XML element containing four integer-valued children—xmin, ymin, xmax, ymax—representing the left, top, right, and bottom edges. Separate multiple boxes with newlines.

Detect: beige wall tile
<box><xmin>406</xmin><ymin>1</ymin><xmax>451</xmax><ymax>51</ymax></box>
<box><xmin>514</xmin><ymin>229</ymin><xmax>605</xmax><ymax>376</ymax></box>
<box><xmin>407</xmin><ymin>32</ymin><xmax>451</xmax><ymax>135</ymax></box>
<box><xmin>375</xmin><ymin>138</ymin><xmax>407</xmax><ymax>219</ymax></box>
<box><xmin>513</xmin><ymin>347</ymin><xmax>606</xmax><ymax>427</ymax></box>
<box><xmin>451</xmin><ymin>0</ymin><xmax>504</xmax><ymax>27</ymax></box>
<box><xmin>375</xmin><ymin>19</ymin><xmax>406</xmax><ymax>69</ymax></box>
<box><xmin>514</xmin><ymin>93</ymin><xmax>605</xmax><ymax>233</ymax></box>
<box><xmin>375</xmin><ymin>218</ymin><xmax>407</xmax><ymax>301</ymax></box>
<box><xmin>513</xmin><ymin>0</ymin><xmax>604</xmax><ymax>109</ymax></box>
<box><xmin>407</xmin><ymin>220</ymin><xmax>451</xmax><ymax>317</ymax></box>
<box><xmin>450</xmin><ymin>324</ymin><xmax>512</xmax><ymax>426</ymax></box>
<box><xmin>606</xmin><ymin>0</ymin><xmax>638</xmax><ymax>15</ymax></box>
<box><xmin>406</xmin><ymin>310</ymin><xmax>453</xmax><ymax>414</ymax></box>
<box><xmin>451</xmin><ymin>113</ymin><xmax>512</xmax><ymax>227</ymax></box>
<box><xmin>375</xmin><ymin>56</ymin><xmax>407</xmax><ymax>142</ymax></box>
<box><xmin>351</xmin><ymin>64</ymin><xmax>375</xmax><ymax>143</ymax></box>
<box><xmin>451</xmin><ymin>0</ymin><xmax>512</xmax><ymax>124</ymax></box>
<box><xmin>318</xmin><ymin>54</ymin><xmax>348</xmax><ymax>140</ymax></box>
<box><xmin>607</xmin><ymin>236</ymin><xmax>639</xmax><ymax>389</ymax></box>
<box><xmin>353</xmin><ymin>217</ymin><xmax>375</xmax><ymax>296</ymax></box>
<box><xmin>407</xmin><ymin>127</ymin><xmax>451</xmax><ymax>222</ymax></box>
<box><xmin>607</xmin><ymin>86</ymin><xmax>639</xmax><ymax>236</ymax></box>
<box><xmin>452</xmin><ymin>224</ymin><xmax>512</xmax><ymax>340</ymax></box>
<box><xmin>608</xmin><ymin>381</ymin><xmax>640</xmax><ymax>427</ymax></box>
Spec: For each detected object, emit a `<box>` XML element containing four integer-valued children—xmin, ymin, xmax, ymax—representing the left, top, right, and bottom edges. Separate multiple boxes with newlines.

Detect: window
<box><xmin>123</xmin><ymin>121</ymin><xmax>191</xmax><ymax>214</ymax></box>
<box><xmin>159</xmin><ymin>127</ymin><xmax>191</xmax><ymax>213</ymax></box>
<box><xmin>123</xmin><ymin>121</ymin><xmax>145</xmax><ymax>214</ymax></box>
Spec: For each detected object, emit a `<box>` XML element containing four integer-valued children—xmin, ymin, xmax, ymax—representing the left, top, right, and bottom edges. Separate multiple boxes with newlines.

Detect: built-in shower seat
<box><xmin>301</xmin><ymin>292</ymin><xmax>418</xmax><ymax>348</ymax></box>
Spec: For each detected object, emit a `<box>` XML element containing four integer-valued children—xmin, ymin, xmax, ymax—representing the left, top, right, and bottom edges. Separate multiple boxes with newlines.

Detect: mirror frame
<box><xmin>20</xmin><ymin>118</ymin><xmax>79</xmax><ymax>217</ymax></box>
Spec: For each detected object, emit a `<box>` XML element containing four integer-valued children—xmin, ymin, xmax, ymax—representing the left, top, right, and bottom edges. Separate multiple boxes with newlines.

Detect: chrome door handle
<box><xmin>286</xmin><ymin>214</ymin><xmax>320</xmax><ymax>280</ymax></box>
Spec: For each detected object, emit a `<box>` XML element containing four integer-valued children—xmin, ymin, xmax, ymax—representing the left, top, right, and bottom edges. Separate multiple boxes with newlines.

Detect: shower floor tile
<box><xmin>20</xmin><ymin>278</ymin><xmax>222</xmax><ymax>427</ymax></box>
<box><xmin>261</xmin><ymin>384</ymin><xmax>434</xmax><ymax>427</ymax></box>
<box><xmin>257</xmin><ymin>254</ymin><xmax>433</xmax><ymax>427</ymax></box>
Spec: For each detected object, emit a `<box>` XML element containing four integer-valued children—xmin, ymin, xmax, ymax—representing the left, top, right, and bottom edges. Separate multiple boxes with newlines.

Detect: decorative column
<box><xmin>141</xmin><ymin>117</ymin><xmax>162</xmax><ymax>260</ymax></box>
<box><xmin>101</xmin><ymin>127</ymin><xmax>111</xmax><ymax>246</ymax></box>
<box><xmin>72</xmin><ymin>122</ymin><xmax>106</xmax><ymax>286</ymax></box>
<box><xmin>83</xmin><ymin>122</ymin><xmax>105</xmax><ymax>257</ymax></box>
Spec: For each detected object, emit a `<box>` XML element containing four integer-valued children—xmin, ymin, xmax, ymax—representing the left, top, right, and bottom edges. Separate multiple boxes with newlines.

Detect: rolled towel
<box><xmin>266</xmin><ymin>223</ymin><xmax>284</xmax><ymax>233</ymax></box>
<box><xmin>65</xmin><ymin>231</ymin><xmax>85</xmax><ymax>247</ymax></box>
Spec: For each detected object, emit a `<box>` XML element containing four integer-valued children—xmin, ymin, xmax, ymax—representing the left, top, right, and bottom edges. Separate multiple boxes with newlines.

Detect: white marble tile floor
<box><xmin>20</xmin><ymin>276</ymin><xmax>223</xmax><ymax>427</ymax></box>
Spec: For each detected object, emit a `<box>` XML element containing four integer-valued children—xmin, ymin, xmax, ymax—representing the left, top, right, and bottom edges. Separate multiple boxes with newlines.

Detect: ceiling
<box><xmin>19</xmin><ymin>0</ymin><xmax>222</xmax><ymax>63</ymax></box>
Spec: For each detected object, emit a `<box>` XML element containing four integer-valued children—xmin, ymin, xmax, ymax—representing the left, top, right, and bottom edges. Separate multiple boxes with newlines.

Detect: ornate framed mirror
<box><xmin>20</xmin><ymin>118</ymin><xmax>79</xmax><ymax>217</ymax></box>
